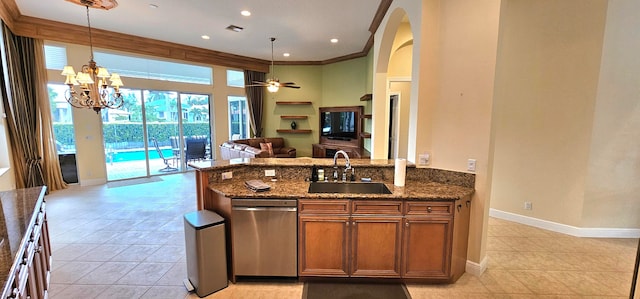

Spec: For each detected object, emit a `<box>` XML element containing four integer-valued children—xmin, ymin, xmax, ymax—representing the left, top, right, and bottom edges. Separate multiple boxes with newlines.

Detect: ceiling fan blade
<box><xmin>281</xmin><ymin>82</ymin><xmax>300</xmax><ymax>89</ymax></box>
<box><xmin>247</xmin><ymin>81</ymin><xmax>268</xmax><ymax>86</ymax></box>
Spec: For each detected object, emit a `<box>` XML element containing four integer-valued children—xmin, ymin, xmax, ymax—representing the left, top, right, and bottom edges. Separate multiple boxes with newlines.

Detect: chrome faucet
<box><xmin>333</xmin><ymin>150</ymin><xmax>351</xmax><ymax>181</ymax></box>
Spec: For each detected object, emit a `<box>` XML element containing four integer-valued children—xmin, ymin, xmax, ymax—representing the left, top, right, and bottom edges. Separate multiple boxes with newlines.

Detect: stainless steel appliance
<box><xmin>231</xmin><ymin>198</ymin><xmax>297</xmax><ymax>277</ymax></box>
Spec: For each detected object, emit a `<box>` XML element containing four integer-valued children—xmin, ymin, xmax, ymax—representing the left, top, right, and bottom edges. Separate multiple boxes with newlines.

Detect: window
<box><xmin>94</xmin><ymin>52</ymin><xmax>212</xmax><ymax>85</ymax></box>
<box><xmin>44</xmin><ymin>45</ymin><xmax>213</xmax><ymax>85</ymax></box>
<box><xmin>227</xmin><ymin>70</ymin><xmax>245</xmax><ymax>87</ymax></box>
<box><xmin>228</xmin><ymin>96</ymin><xmax>249</xmax><ymax>140</ymax></box>
<box><xmin>44</xmin><ymin>45</ymin><xmax>67</xmax><ymax>70</ymax></box>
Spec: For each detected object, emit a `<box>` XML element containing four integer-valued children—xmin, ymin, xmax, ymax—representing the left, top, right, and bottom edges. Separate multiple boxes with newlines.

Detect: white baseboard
<box><xmin>80</xmin><ymin>178</ymin><xmax>106</xmax><ymax>186</ymax></box>
<box><xmin>466</xmin><ymin>256</ymin><xmax>488</xmax><ymax>276</ymax></box>
<box><xmin>490</xmin><ymin>208</ymin><xmax>640</xmax><ymax>238</ymax></box>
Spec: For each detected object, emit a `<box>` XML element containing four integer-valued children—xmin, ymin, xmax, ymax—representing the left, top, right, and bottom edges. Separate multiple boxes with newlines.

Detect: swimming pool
<box><xmin>109</xmin><ymin>148</ymin><xmax>175</xmax><ymax>162</ymax></box>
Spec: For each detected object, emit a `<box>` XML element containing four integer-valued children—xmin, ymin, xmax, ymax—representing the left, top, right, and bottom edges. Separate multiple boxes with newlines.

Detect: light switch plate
<box><xmin>467</xmin><ymin>159</ymin><xmax>477</xmax><ymax>172</ymax></box>
<box><xmin>221</xmin><ymin>171</ymin><xmax>233</xmax><ymax>180</ymax></box>
<box><xmin>265</xmin><ymin>169</ymin><xmax>276</xmax><ymax>177</ymax></box>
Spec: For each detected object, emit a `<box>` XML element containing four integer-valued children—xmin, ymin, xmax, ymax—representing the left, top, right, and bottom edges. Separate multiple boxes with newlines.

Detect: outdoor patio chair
<box><xmin>185</xmin><ymin>137</ymin><xmax>207</xmax><ymax>163</ymax></box>
<box><xmin>151</xmin><ymin>138</ymin><xmax>178</xmax><ymax>172</ymax></box>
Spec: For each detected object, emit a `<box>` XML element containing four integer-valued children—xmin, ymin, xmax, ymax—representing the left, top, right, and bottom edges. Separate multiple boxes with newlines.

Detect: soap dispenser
<box><xmin>311</xmin><ymin>165</ymin><xmax>318</xmax><ymax>182</ymax></box>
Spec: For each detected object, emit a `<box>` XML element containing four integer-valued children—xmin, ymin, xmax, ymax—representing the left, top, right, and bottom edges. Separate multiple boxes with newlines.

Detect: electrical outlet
<box><xmin>265</xmin><ymin>169</ymin><xmax>276</xmax><ymax>177</ymax></box>
<box><xmin>419</xmin><ymin>153</ymin><xmax>430</xmax><ymax>166</ymax></box>
<box><xmin>524</xmin><ymin>201</ymin><xmax>532</xmax><ymax>210</ymax></box>
<box><xmin>221</xmin><ymin>171</ymin><xmax>233</xmax><ymax>180</ymax></box>
<box><xmin>467</xmin><ymin>159</ymin><xmax>477</xmax><ymax>172</ymax></box>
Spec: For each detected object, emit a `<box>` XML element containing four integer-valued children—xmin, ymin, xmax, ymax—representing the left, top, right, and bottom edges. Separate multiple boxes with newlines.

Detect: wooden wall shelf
<box><xmin>361</xmin><ymin>114</ymin><xmax>372</xmax><ymax>119</ymax></box>
<box><xmin>281</xmin><ymin>115</ymin><xmax>308</xmax><ymax>119</ymax></box>
<box><xmin>277</xmin><ymin>129</ymin><xmax>312</xmax><ymax>134</ymax></box>
<box><xmin>360</xmin><ymin>94</ymin><xmax>372</xmax><ymax>101</ymax></box>
<box><xmin>360</xmin><ymin>132</ymin><xmax>372</xmax><ymax>138</ymax></box>
<box><xmin>276</xmin><ymin>101</ymin><xmax>312</xmax><ymax>105</ymax></box>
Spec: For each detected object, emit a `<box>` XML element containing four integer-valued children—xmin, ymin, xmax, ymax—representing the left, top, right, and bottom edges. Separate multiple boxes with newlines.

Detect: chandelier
<box><xmin>61</xmin><ymin>2</ymin><xmax>123</xmax><ymax>113</ymax></box>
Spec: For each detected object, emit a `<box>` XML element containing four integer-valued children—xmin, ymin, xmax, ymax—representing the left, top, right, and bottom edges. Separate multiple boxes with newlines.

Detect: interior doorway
<box><xmin>388</xmin><ymin>94</ymin><xmax>399</xmax><ymax>159</ymax></box>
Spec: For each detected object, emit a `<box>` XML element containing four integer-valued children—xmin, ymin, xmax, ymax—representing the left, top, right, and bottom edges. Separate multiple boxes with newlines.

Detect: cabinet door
<box><xmin>402</xmin><ymin>216</ymin><xmax>452</xmax><ymax>279</ymax></box>
<box><xmin>298</xmin><ymin>215</ymin><xmax>350</xmax><ymax>277</ymax></box>
<box><xmin>350</xmin><ymin>216</ymin><xmax>402</xmax><ymax>278</ymax></box>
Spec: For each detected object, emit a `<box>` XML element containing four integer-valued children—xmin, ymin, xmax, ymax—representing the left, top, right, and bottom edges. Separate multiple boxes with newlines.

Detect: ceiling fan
<box><xmin>247</xmin><ymin>37</ymin><xmax>300</xmax><ymax>92</ymax></box>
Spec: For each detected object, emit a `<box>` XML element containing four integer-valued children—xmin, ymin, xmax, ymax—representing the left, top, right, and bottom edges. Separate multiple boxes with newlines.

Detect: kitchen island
<box><xmin>190</xmin><ymin>158</ymin><xmax>474</xmax><ymax>284</ymax></box>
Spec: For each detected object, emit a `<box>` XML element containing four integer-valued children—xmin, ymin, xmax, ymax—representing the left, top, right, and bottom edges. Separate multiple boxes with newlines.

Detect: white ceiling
<box><xmin>14</xmin><ymin>0</ymin><xmax>383</xmax><ymax>62</ymax></box>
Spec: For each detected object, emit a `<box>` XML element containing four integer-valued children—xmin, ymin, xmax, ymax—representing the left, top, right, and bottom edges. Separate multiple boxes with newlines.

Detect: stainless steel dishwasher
<box><xmin>231</xmin><ymin>198</ymin><xmax>297</xmax><ymax>277</ymax></box>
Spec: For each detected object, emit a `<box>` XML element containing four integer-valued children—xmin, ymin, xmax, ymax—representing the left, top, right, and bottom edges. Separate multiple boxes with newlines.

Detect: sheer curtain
<box><xmin>0</xmin><ymin>23</ymin><xmax>66</xmax><ymax>191</ymax></box>
<box><xmin>244</xmin><ymin>70</ymin><xmax>266</xmax><ymax>137</ymax></box>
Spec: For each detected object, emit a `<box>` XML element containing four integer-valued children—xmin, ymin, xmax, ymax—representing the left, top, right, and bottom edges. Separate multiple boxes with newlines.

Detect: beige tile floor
<box><xmin>45</xmin><ymin>173</ymin><xmax>639</xmax><ymax>299</ymax></box>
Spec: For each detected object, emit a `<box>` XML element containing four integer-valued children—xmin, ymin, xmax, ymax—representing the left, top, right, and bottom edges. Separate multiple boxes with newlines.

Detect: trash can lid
<box><xmin>184</xmin><ymin>210</ymin><xmax>225</xmax><ymax>229</ymax></box>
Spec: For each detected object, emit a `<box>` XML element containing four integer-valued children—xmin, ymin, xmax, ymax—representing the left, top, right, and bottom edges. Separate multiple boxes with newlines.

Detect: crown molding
<box><xmin>0</xmin><ymin>0</ymin><xmax>393</xmax><ymax>69</ymax></box>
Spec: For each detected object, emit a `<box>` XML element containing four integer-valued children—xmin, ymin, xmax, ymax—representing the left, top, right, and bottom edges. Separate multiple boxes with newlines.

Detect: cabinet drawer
<box><xmin>352</xmin><ymin>201</ymin><xmax>402</xmax><ymax>215</ymax></box>
<box><xmin>299</xmin><ymin>200</ymin><xmax>350</xmax><ymax>214</ymax></box>
<box><xmin>404</xmin><ymin>201</ymin><xmax>452</xmax><ymax>216</ymax></box>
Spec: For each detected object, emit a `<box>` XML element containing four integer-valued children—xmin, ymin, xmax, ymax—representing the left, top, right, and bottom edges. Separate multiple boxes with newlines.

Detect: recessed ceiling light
<box><xmin>330</xmin><ymin>38</ymin><xmax>339</xmax><ymax>43</ymax></box>
<box><xmin>226</xmin><ymin>25</ymin><xmax>244</xmax><ymax>32</ymax></box>
<box><xmin>241</xmin><ymin>10</ymin><xmax>251</xmax><ymax>16</ymax></box>
<box><xmin>201</xmin><ymin>35</ymin><xmax>210</xmax><ymax>40</ymax></box>
<box><xmin>149</xmin><ymin>4</ymin><xmax>158</xmax><ymax>9</ymax></box>
<box><xmin>283</xmin><ymin>53</ymin><xmax>290</xmax><ymax>57</ymax></box>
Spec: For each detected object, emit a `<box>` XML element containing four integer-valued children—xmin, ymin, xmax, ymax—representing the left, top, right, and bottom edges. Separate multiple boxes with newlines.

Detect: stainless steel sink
<box><xmin>308</xmin><ymin>182</ymin><xmax>392</xmax><ymax>194</ymax></box>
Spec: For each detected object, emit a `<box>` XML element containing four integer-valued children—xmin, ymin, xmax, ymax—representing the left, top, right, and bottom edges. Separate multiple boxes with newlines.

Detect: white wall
<box><xmin>582</xmin><ymin>0</ymin><xmax>640</xmax><ymax>228</ymax></box>
<box><xmin>490</xmin><ymin>0</ymin><xmax>608</xmax><ymax>227</ymax></box>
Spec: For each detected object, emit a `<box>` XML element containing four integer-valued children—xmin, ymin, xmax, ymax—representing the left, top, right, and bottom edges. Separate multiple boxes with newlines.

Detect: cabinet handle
<box><xmin>466</xmin><ymin>200</ymin><xmax>471</xmax><ymax>208</ymax></box>
<box><xmin>427</xmin><ymin>206</ymin><xmax>432</xmax><ymax>213</ymax></box>
<box><xmin>457</xmin><ymin>205</ymin><xmax>462</xmax><ymax>212</ymax></box>
<box><xmin>346</xmin><ymin>222</ymin><xmax>349</xmax><ymax>226</ymax></box>
<box><xmin>352</xmin><ymin>221</ymin><xmax>355</xmax><ymax>226</ymax></box>
<box><xmin>9</xmin><ymin>287</ymin><xmax>19</xmax><ymax>299</ymax></box>
<box><xmin>405</xmin><ymin>222</ymin><xmax>409</xmax><ymax>227</ymax></box>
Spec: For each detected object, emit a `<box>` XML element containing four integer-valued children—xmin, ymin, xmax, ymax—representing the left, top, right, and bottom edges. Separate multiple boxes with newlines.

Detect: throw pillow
<box><xmin>260</xmin><ymin>142</ymin><xmax>274</xmax><ymax>157</ymax></box>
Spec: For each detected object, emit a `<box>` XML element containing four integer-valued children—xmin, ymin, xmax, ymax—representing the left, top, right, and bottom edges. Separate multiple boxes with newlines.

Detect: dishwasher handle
<box><xmin>232</xmin><ymin>207</ymin><xmax>297</xmax><ymax>212</ymax></box>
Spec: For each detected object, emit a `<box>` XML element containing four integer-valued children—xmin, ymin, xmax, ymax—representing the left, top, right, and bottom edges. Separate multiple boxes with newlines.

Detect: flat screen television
<box><xmin>320</xmin><ymin>111</ymin><xmax>357</xmax><ymax>140</ymax></box>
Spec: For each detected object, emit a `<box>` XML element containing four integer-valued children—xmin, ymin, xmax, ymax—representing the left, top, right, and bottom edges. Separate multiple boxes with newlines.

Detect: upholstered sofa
<box><xmin>219</xmin><ymin>137</ymin><xmax>296</xmax><ymax>160</ymax></box>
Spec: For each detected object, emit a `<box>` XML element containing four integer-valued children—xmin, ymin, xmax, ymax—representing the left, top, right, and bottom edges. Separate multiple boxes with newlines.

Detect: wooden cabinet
<box><xmin>298</xmin><ymin>200</ymin><xmax>350</xmax><ymax>277</ymax></box>
<box><xmin>298</xmin><ymin>198</ymin><xmax>471</xmax><ymax>282</ymax></box>
<box><xmin>402</xmin><ymin>216</ymin><xmax>452</xmax><ymax>278</ymax></box>
<box><xmin>2</xmin><ymin>188</ymin><xmax>51</xmax><ymax>299</ymax></box>
<box><xmin>311</xmin><ymin>143</ymin><xmax>370</xmax><ymax>159</ymax></box>
<box><xmin>350</xmin><ymin>216</ymin><xmax>402</xmax><ymax>277</ymax></box>
<box><xmin>299</xmin><ymin>215</ymin><xmax>350</xmax><ymax>277</ymax></box>
<box><xmin>298</xmin><ymin>200</ymin><xmax>402</xmax><ymax>278</ymax></box>
<box><xmin>402</xmin><ymin>200</ymin><xmax>470</xmax><ymax>281</ymax></box>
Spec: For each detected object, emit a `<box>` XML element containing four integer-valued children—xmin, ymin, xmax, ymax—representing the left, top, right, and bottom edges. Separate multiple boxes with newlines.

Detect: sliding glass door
<box><xmin>180</xmin><ymin>93</ymin><xmax>212</xmax><ymax>169</ymax></box>
<box><xmin>103</xmin><ymin>89</ymin><xmax>211</xmax><ymax>181</ymax></box>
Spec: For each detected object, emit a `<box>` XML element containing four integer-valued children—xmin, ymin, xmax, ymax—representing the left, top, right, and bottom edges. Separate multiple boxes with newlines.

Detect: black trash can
<box><xmin>183</xmin><ymin>210</ymin><xmax>228</xmax><ymax>297</ymax></box>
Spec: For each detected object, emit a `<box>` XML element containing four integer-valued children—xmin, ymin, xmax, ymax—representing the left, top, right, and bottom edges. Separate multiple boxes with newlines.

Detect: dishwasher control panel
<box><xmin>231</xmin><ymin>198</ymin><xmax>297</xmax><ymax>207</ymax></box>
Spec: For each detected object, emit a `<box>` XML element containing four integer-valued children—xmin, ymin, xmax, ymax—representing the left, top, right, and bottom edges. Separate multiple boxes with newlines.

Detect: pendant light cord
<box><xmin>270</xmin><ymin>37</ymin><xmax>276</xmax><ymax>77</ymax></box>
<box><xmin>85</xmin><ymin>5</ymin><xmax>95</xmax><ymax>61</ymax></box>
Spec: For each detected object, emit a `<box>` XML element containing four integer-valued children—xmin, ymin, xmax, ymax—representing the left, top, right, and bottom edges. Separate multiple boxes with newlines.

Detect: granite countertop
<box><xmin>193</xmin><ymin>158</ymin><xmax>474</xmax><ymax>201</ymax></box>
<box><xmin>210</xmin><ymin>179</ymin><xmax>473</xmax><ymax>200</ymax></box>
<box><xmin>189</xmin><ymin>157</ymin><xmax>406</xmax><ymax>171</ymax></box>
<box><xmin>0</xmin><ymin>186</ymin><xmax>47</xmax><ymax>299</ymax></box>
